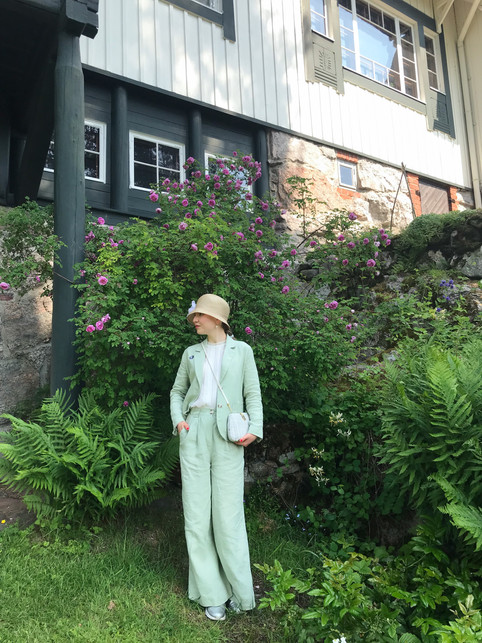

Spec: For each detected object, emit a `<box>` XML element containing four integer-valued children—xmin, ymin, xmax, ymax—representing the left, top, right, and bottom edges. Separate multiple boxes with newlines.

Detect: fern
<box><xmin>0</xmin><ymin>391</ymin><xmax>178</xmax><ymax>524</ymax></box>
<box><xmin>433</xmin><ymin>476</ymin><xmax>482</xmax><ymax>551</ymax></box>
<box><xmin>378</xmin><ymin>338</ymin><xmax>482</xmax><ymax>516</ymax></box>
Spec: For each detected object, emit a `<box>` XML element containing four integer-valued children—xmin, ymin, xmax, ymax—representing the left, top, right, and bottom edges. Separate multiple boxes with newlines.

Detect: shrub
<box><xmin>0</xmin><ymin>198</ymin><xmax>62</xmax><ymax>296</ymax></box>
<box><xmin>0</xmin><ymin>391</ymin><xmax>178</xmax><ymax>525</ymax></box>
<box><xmin>71</xmin><ymin>155</ymin><xmax>362</xmax><ymax>415</ymax></box>
<box><xmin>376</xmin><ymin>337</ymin><xmax>482</xmax><ymax>518</ymax></box>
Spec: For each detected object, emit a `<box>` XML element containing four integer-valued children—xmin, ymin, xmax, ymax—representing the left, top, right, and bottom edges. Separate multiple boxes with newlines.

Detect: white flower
<box><xmin>188</xmin><ymin>300</ymin><xmax>196</xmax><ymax>314</ymax></box>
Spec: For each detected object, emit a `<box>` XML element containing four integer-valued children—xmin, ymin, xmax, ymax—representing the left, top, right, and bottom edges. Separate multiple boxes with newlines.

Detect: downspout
<box><xmin>456</xmin><ymin>0</ymin><xmax>482</xmax><ymax>207</ymax></box>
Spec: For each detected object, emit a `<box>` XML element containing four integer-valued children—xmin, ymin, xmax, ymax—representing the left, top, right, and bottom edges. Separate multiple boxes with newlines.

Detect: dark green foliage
<box><xmin>0</xmin><ymin>198</ymin><xmax>62</xmax><ymax>296</ymax></box>
<box><xmin>0</xmin><ymin>391</ymin><xmax>178</xmax><ymax>524</ymax></box>
<box><xmin>391</xmin><ymin>210</ymin><xmax>474</xmax><ymax>270</ymax></box>
<box><xmin>377</xmin><ymin>337</ymin><xmax>482</xmax><ymax>517</ymax></box>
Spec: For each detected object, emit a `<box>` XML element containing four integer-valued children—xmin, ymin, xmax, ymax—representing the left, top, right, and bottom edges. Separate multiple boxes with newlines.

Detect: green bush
<box><xmin>0</xmin><ymin>391</ymin><xmax>178</xmax><ymax>525</ymax></box>
<box><xmin>377</xmin><ymin>337</ymin><xmax>482</xmax><ymax>517</ymax></box>
<box><xmin>72</xmin><ymin>155</ymin><xmax>362</xmax><ymax>415</ymax></box>
<box><xmin>0</xmin><ymin>198</ymin><xmax>62</xmax><ymax>296</ymax></box>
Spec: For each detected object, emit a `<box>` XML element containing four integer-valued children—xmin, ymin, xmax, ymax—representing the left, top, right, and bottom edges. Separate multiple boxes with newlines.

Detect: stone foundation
<box><xmin>0</xmin><ymin>287</ymin><xmax>52</xmax><ymax>425</ymax></box>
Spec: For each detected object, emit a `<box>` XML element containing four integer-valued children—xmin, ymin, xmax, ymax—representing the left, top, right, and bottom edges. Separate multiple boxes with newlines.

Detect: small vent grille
<box><xmin>313</xmin><ymin>42</ymin><xmax>337</xmax><ymax>89</ymax></box>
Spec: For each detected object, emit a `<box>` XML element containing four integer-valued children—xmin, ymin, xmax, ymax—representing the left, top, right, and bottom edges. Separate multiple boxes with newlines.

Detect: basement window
<box><xmin>338</xmin><ymin>160</ymin><xmax>357</xmax><ymax>189</ymax></box>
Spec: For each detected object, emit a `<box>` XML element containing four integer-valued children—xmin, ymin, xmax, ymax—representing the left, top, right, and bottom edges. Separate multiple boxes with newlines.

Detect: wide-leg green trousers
<box><xmin>179</xmin><ymin>407</ymin><xmax>255</xmax><ymax>610</ymax></box>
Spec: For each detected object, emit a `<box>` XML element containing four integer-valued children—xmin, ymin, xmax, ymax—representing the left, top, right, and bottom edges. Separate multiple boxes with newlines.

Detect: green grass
<box><xmin>0</xmin><ymin>489</ymin><xmax>308</xmax><ymax>643</ymax></box>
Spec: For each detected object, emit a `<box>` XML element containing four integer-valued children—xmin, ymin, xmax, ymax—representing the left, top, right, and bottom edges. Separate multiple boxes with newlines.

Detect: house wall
<box><xmin>80</xmin><ymin>0</ymin><xmax>472</xmax><ymax>189</ymax></box>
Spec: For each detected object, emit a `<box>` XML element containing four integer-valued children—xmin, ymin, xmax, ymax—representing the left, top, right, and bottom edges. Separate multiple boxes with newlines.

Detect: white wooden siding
<box><xmin>80</xmin><ymin>0</ymin><xmax>470</xmax><ymax>187</ymax></box>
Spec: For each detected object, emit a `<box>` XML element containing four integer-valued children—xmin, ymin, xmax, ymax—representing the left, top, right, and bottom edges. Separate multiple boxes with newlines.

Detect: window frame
<box><xmin>338</xmin><ymin>159</ymin><xmax>357</xmax><ymax>189</ymax></box>
<box><xmin>43</xmin><ymin>119</ymin><xmax>107</xmax><ymax>183</ymax></box>
<box><xmin>204</xmin><ymin>152</ymin><xmax>254</xmax><ymax>193</ymax></box>
<box><xmin>338</xmin><ymin>0</ymin><xmax>420</xmax><ymax>99</ymax></box>
<box><xmin>164</xmin><ymin>0</ymin><xmax>236</xmax><ymax>41</ymax></box>
<box><xmin>84</xmin><ymin>119</ymin><xmax>106</xmax><ymax>184</ymax></box>
<box><xmin>424</xmin><ymin>29</ymin><xmax>444</xmax><ymax>94</ymax></box>
<box><xmin>311</xmin><ymin>0</ymin><xmax>328</xmax><ymax>37</ymax></box>
<box><xmin>129</xmin><ymin>131</ymin><xmax>185</xmax><ymax>192</ymax></box>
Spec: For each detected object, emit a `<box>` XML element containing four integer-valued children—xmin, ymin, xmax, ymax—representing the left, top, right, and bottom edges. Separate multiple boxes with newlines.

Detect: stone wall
<box><xmin>268</xmin><ymin>130</ymin><xmax>473</xmax><ymax>241</ymax></box>
<box><xmin>0</xmin><ymin>286</ymin><xmax>52</xmax><ymax>426</ymax></box>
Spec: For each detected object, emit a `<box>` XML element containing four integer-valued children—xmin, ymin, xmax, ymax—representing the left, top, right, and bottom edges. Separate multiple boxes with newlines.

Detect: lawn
<box><xmin>0</xmin><ymin>487</ymin><xmax>306</xmax><ymax>643</ymax></box>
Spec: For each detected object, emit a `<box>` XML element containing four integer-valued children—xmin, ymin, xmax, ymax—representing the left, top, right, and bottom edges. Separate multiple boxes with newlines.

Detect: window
<box><xmin>191</xmin><ymin>0</ymin><xmax>221</xmax><ymax>10</ymax></box>
<box><xmin>84</xmin><ymin>121</ymin><xmax>106</xmax><ymax>182</ymax></box>
<box><xmin>338</xmin><ymin>0</ymin><xmax>418</xmax><ymax>98</ymax></box>
<box><xmin>205</xmin><ymin>153</ymin><xmax>253</xmax><ymax>192</ymax></box>
<box><xmin>44</xmin><ymin>120</ymin><xmax>106</xmax><ymax>182</ymax></box>
<box><xmin>424</xmin><ymin>34</ymin><xmax>443</xmax><ymax>92</ymax></box>
<box><xmin>130</xmin><ymin>133</ymin><xmax>185</xmax><ymax>190</ymax></box>
<box><xmin>165</xmin><ymin>0</ymin><xmax>235</xmax><ymax>41</ymax></box>
<box><xmin>311</xmin><ymin>0</ymin><xmax>327</xmax><ymax>36</ymax></box>
<box><xmin>338</xmin><ymin>160</ymin><xmax>357</xmax><ymax>188</ymax></box>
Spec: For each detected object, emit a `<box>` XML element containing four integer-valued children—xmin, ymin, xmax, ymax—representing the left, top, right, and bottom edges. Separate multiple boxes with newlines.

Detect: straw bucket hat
<box><xmin>187</xmin><ymin>294</ymin><xmax>230</xmax><ymax>327</ymax></box>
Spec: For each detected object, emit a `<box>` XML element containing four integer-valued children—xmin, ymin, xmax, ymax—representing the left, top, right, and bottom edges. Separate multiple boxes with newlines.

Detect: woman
<box><xmin>170</xmin><ymin>294</ymin><xmax>263</xmax><ymax>621</ymax></box>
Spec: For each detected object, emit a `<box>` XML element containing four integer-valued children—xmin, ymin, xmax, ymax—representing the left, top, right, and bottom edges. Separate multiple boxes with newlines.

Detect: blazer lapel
<box><xmin>193</xmin><ymin>342</ymin><xmax>205</xmax><ymax>387</ymax></box>
<box><xmin>220</xmin><ymin>335</ymin><xmax>236</xmax><ymax>383</ymax></box>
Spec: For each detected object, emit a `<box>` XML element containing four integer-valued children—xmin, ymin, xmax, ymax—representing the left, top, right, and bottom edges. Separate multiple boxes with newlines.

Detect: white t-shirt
<box><xmin>190</xmin><ymin>340</ymin><xmax>226</xmax><ymax>409</ymax></box>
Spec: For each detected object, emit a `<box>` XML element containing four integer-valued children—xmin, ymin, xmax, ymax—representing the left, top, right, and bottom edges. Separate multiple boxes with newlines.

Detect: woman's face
<box><xmin>192</xmin><ymin>313</ymin><xmax>220</xmax><ymax>335</ymax></box>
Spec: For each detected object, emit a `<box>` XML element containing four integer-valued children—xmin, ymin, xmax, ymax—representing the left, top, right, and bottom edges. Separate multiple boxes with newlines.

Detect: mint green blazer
<box><xmin>170</xmin><ymin>335</ymin><xmax>263</xmax><ymax>441</ymax></box>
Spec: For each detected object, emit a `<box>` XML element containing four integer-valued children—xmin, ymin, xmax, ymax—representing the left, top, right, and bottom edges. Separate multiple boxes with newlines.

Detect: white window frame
<box><xmin>338</xmin><ymin>159</ymin><xmax>357</xmax><ymax>189</ymax></box>
<box><xmin>129</xmin><ymin>132</ymin><xmax>185</xmax><ymax>192</ymax></box>
<box><xmin>424</xmin><ymin>30</ymin><xmax>444</xmax><ymax>94</ymax></box>
<box><xmin>310</xmin><ymin>0</ymin><xmax>328</xmax><ymax>36</ymax></box>
<box><xmin>191</xmin><ymin>0</ymin><xmax>222</xmax><ymax>12</ymax></box>
<box><xmin>338</xmin><ymin>0</ymin><xmax>419</xmax><ymax>99</ymax></box>
<box><xmin>84</xmin><ymin>119</ymin><xmax>106</xmax><ymax>183</ymax></box>
<box><xmin>44</xmin><ymin>120</ymin><xmax>107</xmax><ymax>183</ymax></box>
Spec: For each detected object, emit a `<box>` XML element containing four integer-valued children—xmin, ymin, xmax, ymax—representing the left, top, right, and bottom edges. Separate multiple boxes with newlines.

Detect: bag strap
<box><xmin>201</xmin><ymin>341</ymin><xmax>234</xmax><ymax>413</ymax></box>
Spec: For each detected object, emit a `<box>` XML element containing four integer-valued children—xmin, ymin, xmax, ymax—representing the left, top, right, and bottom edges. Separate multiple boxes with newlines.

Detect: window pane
<box><xmin>191</xmin><ymin>0</ymin><xmax>222</xmax><ymax>11</ymax></box>
<box><xmin>45</xmin><ymin>142</ymin><xmax>55</xmax><ymax>170</ymax></box>
<box><xmin>134</xmin><ymin>139</ymin><xmax>157</xmax><ymax>165</ymax></box>
<box><xmin>158</xmin><ymin>168</ymin><xmax>181</xmax><ymax>183</ymax></box>
<box><xmin>134</xmin><ymin>163</ymin><xmax>156</xmax><ymax>188</ymax></box>
<box><xmin>425</xmin><ymin>36</ymin><xmax>435</xmax><ymax>55</ymax></box>
<box><xmin>312</xmin><ymin>13</ymin><xmax>326</xmax><ymax>34</ymax></box>
<box><xmin>356</xmin><ymin>0</ymin><xmax>369</xmax><ymax>19</ymax></box>
<box><xmin>428</xmin><ymin>70</ymin><xmax>438</xmax><ymax>90</ymax></box>
<box><xmin>342</xmin><ymin>48</ymin><xmax>356</xmax><ymax>69</ymax></box>
<box><xmin>370</xmin><ymin>6</ymin><xmax>382</xmax><ymax>26</ymax></box>
<box><xmin>401</xmin><ymin>40</ymin><xmax>414</xmax><ymax>61</ymax></box>
<box><xmin>404</xmin><ymin>78</ymin><xmax>417</xmax><ymax>97</ymax></box>
<box><xmin>338</xmin><ymin>0</ymin><xmax>352</xmax><ymax>10</ymax></box>
<box><xmin>388</xmin><ymin>69</ymin><xmax>401</xmax><ymax>90</ymax></box>
<box><xmin>341</xmin><ymin>28</ymin><xmax>355</xmax><ymax>51</ymax></box>
<box><xmin>85</xmin><ymin>126</ymin><xmax>100</xmax><ymax>152</ymax></box>
<box><xmin>340</xmin><ymin>164</ymin><xmax>355</xmax><ymax>186</ymax></box>
<box><xmin>383</xmin><ymin>14</ymin><xmax>395</xmax><ymax>34</ymax></box>
<box><xmin>339</xmin><ymin>6</ymin><xmax>353</xmax><ymax>28</ymax></box>
<box><xmin>85</xmin><ymin>152</ymin><xmax>100</xmax><ymax>179</ymax></box>
<box><xmin>158</xmin><ymin>144</ymin><xmax>180</xmax><ymax>171</ymax></box>
<box><xmin>400</xmin><ymin>22</ymin><xmax>413</xmax><ymax>43</ymax></box>
<box><xmin>358</xmin><ymin>19</ymin><xmax>398</xmax><ymax>72</ymax></box>
<box><xmin>403</xmin><ymin>59</ymin><xmax>416</xmax><ymax>81</ymax></box>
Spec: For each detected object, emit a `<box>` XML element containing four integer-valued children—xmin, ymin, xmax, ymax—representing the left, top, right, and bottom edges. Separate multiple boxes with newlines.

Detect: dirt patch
<box><xmin>0</xmin><ymin>485</ymin><xmax>35</xmax><ymax>531</ymax></box>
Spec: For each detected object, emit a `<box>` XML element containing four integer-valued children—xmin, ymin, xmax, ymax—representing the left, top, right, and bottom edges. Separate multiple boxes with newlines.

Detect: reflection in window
<box><xmin>44</xmin><ymin>121</ymin><xmax>106</xmax><ymax>182</ymax></box>
<box><xmin>338</xmin><ymin>0</ymin><xmax>418</xmax><ymax>98</ymax></box>
<box><xmin>130</xmin><ymin>134</ymin><xmax>184</xmax><ymax>190</ymax></box>
<box><xmin>311</xmin><ymin>0</ymin><xmax>327</xmax><ymax>36</ymax></box>
<box><xmin>338</xmin><ymin>160</ymin><xmax>357</xmax><ymax>188</ymax></box>
<box><xmin>425</xmin><ymin>35</ymin><xmax>440</xmax><ymax>91</ymax></box>
<box><xmin>192</xmin><ymin>0</ymin><xmax>222</xmax><ymax>11</ymax></box>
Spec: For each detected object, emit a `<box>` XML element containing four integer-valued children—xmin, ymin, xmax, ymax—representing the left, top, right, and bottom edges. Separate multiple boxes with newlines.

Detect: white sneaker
<box><xmin>226</xmin><ymin>598</ymin><xmax>242</xmax><ymax>613</ymax></box>
<box><xmin>205</xmin><ymin>605</ymin><xmax>226</xmax><ymax>621</ymax></box>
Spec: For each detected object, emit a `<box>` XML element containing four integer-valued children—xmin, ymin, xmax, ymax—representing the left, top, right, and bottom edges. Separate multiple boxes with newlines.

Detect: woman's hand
<box><xmin>237</xmin><ymin>433</ymin><xmax>256</xmax><ymax>448</ymax></box>
<box><xmin>177</xmin><ymin>421</ymin><xmax>189</xmax><ymax>434</ymax></box>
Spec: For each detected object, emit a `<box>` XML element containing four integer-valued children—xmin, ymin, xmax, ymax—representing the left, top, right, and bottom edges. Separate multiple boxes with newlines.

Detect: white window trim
<box><xmin>339</xmin><ymin>0</ymin><xmax>420</xmax><ymax>99</ymax></box>
<box><xmin>311</xmin><ymin>0</ymin><xmax>328</xmax><ymax>37</ymax></box>
<box><xmin>85</xmin><ymin>119</ymin><xmax>106</xmax><ymax>184</ymax></box>
<box><xmin>338</xmin><ymin>159</ymin><xmax>357</xmax><ymax>189</ymax></box>
<box><xmin>129</xmin><ymin>131</ymin><xmax>185</xmax><ymax>192</ymax></box>
<box><xmin>44</xmin><ymin>120</ymin><xmax>107</xmax><ymax>183</ymax></box>
<box><xmin>424</xmin><ymin>29</ymin><xmax>445</xmax><ymax>94</ymax></box>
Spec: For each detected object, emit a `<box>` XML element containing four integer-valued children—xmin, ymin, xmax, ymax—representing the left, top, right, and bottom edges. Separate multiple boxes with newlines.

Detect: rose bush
<box><xmin>71</xmin><ymin>155</ymin><xmax>364</xmax><ymax>416</ymax></box>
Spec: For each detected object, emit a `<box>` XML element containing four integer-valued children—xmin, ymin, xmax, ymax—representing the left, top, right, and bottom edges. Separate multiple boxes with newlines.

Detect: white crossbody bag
<box><xmin>201</xmin><ymin>342</ymin><xmax>250</xmax><ymax>443</ymax></box>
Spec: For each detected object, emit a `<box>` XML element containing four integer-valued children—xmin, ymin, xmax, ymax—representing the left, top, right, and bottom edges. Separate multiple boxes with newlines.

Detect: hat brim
<box><xmin>187</xmin><ymin>305</ymin><xmax>230</xmax><ymax>328</ymax></box>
